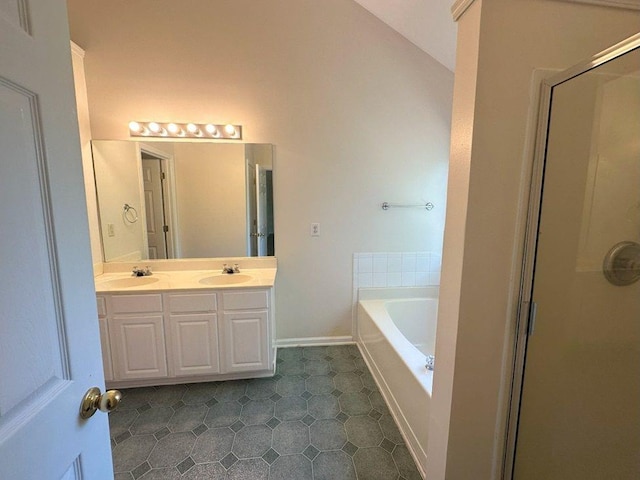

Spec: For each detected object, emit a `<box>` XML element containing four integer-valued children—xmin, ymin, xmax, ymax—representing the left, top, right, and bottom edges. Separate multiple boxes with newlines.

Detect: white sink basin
<box><xmin>99</xmin><ymin>276</ymin><xmax>160</xmax><ymax>289</ymax></box>
<box><xmin>198</xmin><ymin>274</ymin><xmax>253</xmax><ymax>286</ymax></box>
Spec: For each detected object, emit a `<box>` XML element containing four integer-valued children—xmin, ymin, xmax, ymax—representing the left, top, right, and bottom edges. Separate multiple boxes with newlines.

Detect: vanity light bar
<box><xmin>128</xmin><ymin>121</ymin><xmax>242</xmax><ymax>140</ymax></box>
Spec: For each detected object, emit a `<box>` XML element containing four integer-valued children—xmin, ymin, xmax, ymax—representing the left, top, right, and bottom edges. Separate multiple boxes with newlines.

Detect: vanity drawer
<box><xmin>111</xmin><ymin>294</ymin><xmax>163</xmax><ymax>314</ymax></box>
<box><xmin>168</xmin><ymin>293</ymin><xmax>217</xmax><ymax>313</ymax></box>
<box><xmin>222</xmin><ymin>290</ymin><xmax>269</xmax><ymax>311</ymax></box>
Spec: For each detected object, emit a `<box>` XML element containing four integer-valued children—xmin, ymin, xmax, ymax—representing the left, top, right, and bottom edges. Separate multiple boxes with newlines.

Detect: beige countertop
<box><xmin>94</xmin><ymin>268</ymin><xmax>277</xmax><ymax>293</ymax></box>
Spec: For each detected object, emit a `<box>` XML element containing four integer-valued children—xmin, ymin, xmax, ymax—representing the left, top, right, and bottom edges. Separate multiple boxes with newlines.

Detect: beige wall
<box><xmin>427</xmin><ymin>1</ymin><xmax>482</xmax><ymax>477</ymax></box>
<box><xmin>92</xmin><ymin>141</ymin><xmax>147</xmax><ymax>262</ymax></box>
<box><xmin>66</xmin><ymin>0</ymin><xmax>454</xmax><ymax>340</ymax></box>
<box><xmin>432</xmin><ymin>1</ymin><xmax>640</xmax><ymax>478</ymax></box>
<box><xmin>173</xmin><ymin>143</ymin><xmax>247</xmax><ymax>258</ymax></box>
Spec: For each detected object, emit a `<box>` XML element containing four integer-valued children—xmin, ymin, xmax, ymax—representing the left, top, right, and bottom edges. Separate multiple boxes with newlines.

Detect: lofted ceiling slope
<box><xmin>353</xmin><ymin>0</ymin><xmax>457</xmax><ymax>71</ymax></box>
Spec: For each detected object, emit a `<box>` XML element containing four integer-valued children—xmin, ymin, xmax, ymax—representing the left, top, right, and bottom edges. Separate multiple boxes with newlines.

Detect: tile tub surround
<box><xmin>352</xmin><ymin>252</ymin><xmax>441</xmax><ymax>335</ymax></box>
<box><xmin>110</xmin><ymin>345</ymin><xmax>422</xmax><ymax>479</ymax></box>
<box><xmin>353</xmin><ymin>252</ymin><xmax>441</xmax><ymax>289</ymax></box>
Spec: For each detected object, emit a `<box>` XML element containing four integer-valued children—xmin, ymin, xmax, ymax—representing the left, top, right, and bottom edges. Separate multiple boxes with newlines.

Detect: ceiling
<box><xmin>353</xmin><ymin>0</ymin><xmax>457</xmax><ymax>71</ymax></box>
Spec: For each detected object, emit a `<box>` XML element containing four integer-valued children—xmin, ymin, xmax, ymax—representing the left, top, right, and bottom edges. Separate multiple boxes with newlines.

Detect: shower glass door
<box><xmin>512</xmin><ymin>44</ymin><xmax>640</xmax><ymax>479</ymax></box>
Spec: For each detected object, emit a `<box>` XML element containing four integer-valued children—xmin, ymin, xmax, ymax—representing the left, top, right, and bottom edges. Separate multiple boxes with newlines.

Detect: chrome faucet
<box><xmin>425</xmin><ymin>355</ymin><xmax>435</xmax><ymax>371</ymax></box>
<box><xmin>132</xmin><ymin>266</ymin><xmax>152</xmax><ymax>277</ymax></box>
<box><xmin>222</xmin><ymin>263</ymin><xmax>240</xmax><ymax>274</ymax></box>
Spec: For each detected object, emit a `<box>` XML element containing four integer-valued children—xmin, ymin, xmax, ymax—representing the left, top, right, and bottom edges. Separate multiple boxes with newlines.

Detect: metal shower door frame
<box><xmin>502</xmin><ymin>32</ymin><xmax>640</xmax><ymax>480</ymax></box>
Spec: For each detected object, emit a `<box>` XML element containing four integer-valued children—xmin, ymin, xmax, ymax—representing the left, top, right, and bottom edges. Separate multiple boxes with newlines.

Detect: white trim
<box><xmin>554</xmin><ymin>0</ymin><xmax>640</xmax><ymax>9</ymax></box>
<box><xmin>500</xmin><ymin>67</ymin><xmax>557</xmax><ymax>479</ymax></box>
<box><xmin>452</xmin><ymin>0</ymin><xmax>640</xmax><ymax>22</ymax></box>
<box><xmin>138</xmin><ymin>142</ymin><xmax>173</xmax><ymax>161</ymax></box>
<box><xmin>545</xmin><ymin>32</ymin><xmax>640</xmax><ymax>87</ymax></box>
<box><xmin>245</xmin><ymin>155</ymin><xmax>253</xmax><ymax>256</ymax></box>
<box><xmin>133</xmin><ymin>143</ymin><xmax>149</xmax><ymax>258</ymax></box>
<box><xmin>451</xmin><ymin>0</ymin><xmax>477</xmax><ymax>21</ymax></box>
<box><xmin>275</xmin><ymin>336</ymin><xmax>354</xmax><ymax>348</ymax></box>
<box><xmin>138</xmin><ymin>142</ymin><xmax>179</xmax><ymax>259</ymax></box>
<box><xmin>70</xmin><ymin>41</ymin><xmax>85</xmax><ymax>58</ymax></box>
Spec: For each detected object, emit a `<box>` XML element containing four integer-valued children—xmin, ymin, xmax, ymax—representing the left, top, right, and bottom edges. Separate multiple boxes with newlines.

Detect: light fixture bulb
<box><xmin>187</xmin><ymin>123</ymin><xmax>200</xmax><ymax>134</ymax></box>
<box><xmin>205</xmin><ymin>124</ymin><xmax>218</xmax><ymax>136</ymax></box>
<box><xmin>224</xmin><ymin>124</ymin><xmax>236</xmax><ymax>136</ymax></box>
<box><xmin>167</xmin><ymin>123</ymin><xmax>181</xmax><ymax>134</ymax></box>
<box><xmin>148</xmin><ymin>122</ymin><xmax>162</xmax><ymax>133</ymax></box>
<box><xmin>129</xmin><ymin>121</ymin><xmax>142</xmax><ymax>133</ymax></box>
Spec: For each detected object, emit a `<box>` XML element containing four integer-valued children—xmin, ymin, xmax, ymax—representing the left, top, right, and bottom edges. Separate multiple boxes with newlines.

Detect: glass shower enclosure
<box><xmin>508</xmin><ymin>35</ymin><xmax>640</xmax><ymax>479</ymax></box>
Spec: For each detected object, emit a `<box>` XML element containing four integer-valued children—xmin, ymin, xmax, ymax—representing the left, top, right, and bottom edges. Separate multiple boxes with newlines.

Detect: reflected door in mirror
<box><xmin>92</xmin><ymin>140</ymin><xmax>275</xmax><ymax>262</ymax></box>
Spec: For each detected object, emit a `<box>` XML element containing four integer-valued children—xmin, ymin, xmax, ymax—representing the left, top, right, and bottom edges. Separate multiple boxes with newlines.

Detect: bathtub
<box><xmin>357</xmin><ymin>287</ymin><xmax>438</xmax><ymax>478</ymax></box>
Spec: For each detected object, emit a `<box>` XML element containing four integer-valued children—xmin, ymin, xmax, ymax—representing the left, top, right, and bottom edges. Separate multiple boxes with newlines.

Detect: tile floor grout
<box><xmin>110</xmin><ymin>344</ymin><xmax>422</xmax><ymax>479</ymax></box>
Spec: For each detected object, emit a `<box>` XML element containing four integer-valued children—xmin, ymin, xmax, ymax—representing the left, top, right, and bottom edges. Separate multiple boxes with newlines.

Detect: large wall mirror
<box><xmin>92</xmin><ymin>140</ymin><xmax>274</xmax><ymax>262</ymax></box>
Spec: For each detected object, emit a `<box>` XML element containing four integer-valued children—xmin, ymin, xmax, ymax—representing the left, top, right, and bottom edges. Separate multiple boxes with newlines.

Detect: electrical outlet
<box><xmin>107</xmin><ymin>223</ymin><xmax>115</xmax><ymax>237</ymax></box>
<box><xmin>311</xmin><ymin>223</ymin><xmax>320</xmax><ymax>237</ymax></box>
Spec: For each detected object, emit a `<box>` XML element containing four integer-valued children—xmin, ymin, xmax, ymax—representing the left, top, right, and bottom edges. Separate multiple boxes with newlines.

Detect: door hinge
<box><xmin>161</xmin><ymin>172</ymin><xmax>166</xmax><ymax>180</ymax></box>
<box><xmin>527</xmin><ymin>301</ymin><xmax>538</xmax><ymax>336</ymax></box>
<box><xmin>163</xmin><ymin>225</ymin><xmax>169</xmax><ymax>233</ymax></box>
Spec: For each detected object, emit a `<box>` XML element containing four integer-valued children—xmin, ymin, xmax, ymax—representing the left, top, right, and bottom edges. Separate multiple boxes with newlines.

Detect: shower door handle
<box><xmin>603</xmin><ymin>241</ymin><xmax>640</xmax><ymax>286</ymax></box>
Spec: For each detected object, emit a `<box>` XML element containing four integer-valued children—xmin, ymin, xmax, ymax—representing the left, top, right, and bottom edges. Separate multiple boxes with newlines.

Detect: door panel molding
<box><xmin>0</xmin><ymin>0</ymin><xmax>31</xmax><ymax>34</ymax></box>
<box><xmin>0</xmin><ymin>76</ymin><xmax>70</xmax><ymax>402</ymax></box>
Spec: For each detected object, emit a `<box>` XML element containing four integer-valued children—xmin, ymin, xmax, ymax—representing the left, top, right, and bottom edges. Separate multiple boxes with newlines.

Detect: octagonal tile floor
<box><xmin>110</xmin><ymin>345</ymin><xmax>422</xmax><ymax>479</ymax></box>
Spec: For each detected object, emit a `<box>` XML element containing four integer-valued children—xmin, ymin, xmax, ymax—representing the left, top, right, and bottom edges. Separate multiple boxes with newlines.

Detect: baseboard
<box><xmin>356</xmin><ymin>341</ymin><xmax>428</xmax><ymax>479</ymax></box>
<box><xmin>275</xmin><ymin>336</ymin><xmax>354</xmax><ymax>348</ymax></box>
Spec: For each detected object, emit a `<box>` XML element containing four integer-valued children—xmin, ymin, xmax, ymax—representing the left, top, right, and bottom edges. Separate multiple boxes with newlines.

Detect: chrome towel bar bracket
<box><xmin>382</xmin><ymin>202</ymin><xmax>434</xmax><ymax>211</ymax></box>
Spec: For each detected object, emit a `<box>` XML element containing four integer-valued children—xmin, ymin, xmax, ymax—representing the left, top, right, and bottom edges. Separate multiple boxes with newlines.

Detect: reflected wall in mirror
<box><xmin>92</xmin><ymin>140</ymin><xmax>274</xmax><ymax>262</ymax></box>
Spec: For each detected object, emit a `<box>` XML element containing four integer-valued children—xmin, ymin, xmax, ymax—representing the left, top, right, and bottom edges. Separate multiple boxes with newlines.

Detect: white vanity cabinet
<box><xmin>221</xmin><ymin>290</ymin><xmax>270</xmax><ymax>373</ymax></box>
<box><xmin>107</xmin><ymin>294</ymin><xmax>168</xmax><ymax>381</ymax></box>
<box><xmin>97</xmin><ymin>287</ymin><xmax>275</xmax><ymax>388</ymax></box>
<box><xmin>96</xmin><ymin>297</ymin><xmax>113</xmax><ymax>382</ymax></box>
<box><xmin>166</xmin><ymin>293</ymin><xmax>219</xmax><ymax>377</ymax></box>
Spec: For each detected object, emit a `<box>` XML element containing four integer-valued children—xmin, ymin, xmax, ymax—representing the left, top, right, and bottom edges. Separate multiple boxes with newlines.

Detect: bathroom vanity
<box><xmin>94</xmin><ymin>264</ymin><xmax>276</xmax><ymax>389</ymax></box>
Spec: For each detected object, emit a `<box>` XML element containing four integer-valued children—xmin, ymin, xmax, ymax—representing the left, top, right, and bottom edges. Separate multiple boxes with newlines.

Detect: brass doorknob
<box><xmin>80</xmin><ymin>387</ymin><xmax>122</xmax><ymax>419</ymax></box>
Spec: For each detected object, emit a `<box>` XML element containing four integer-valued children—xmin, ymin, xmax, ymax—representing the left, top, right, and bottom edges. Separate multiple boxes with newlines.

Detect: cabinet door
<box><xmin>98</xmin><ymin>317</ymin><xmax>113</xmax><ymax>382</ymax></box>
<box><xmin>110</xmin><ymin>314</ymin><xmax>167</xmax><ymax>380</ymax></box>
<box><xmin>224</xmin><ymin>310</ymin><xmax>269</xmax><ymax>372</ymax></box>
<box><xmin>168</xmin><ymin>313</ymin><xmax>220</xmax><ymax>376</ymax></box>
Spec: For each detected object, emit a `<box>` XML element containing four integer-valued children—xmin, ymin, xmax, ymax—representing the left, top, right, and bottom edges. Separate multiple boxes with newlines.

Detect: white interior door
<box><xmin>0</xmin><ymin>2</ymin><xmax>113</xmax><ymax>479</ymax></box>
<box><xmin>256</xmin><ymin>164</ymin><xmax>268</xmax><ymax>256</ymax></box>
<box><xmin>246</xmin><ymin>160</ymin><xmax>258</xmax><ymax>256</ymax></box>
<box><xmin>142</xmin><ymin>158</ymin><xmax>168</xmax><ymax>259</ymax></box>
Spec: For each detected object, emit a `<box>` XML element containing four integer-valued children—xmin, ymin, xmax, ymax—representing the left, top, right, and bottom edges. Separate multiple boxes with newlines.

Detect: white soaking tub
<box><xmin>357</xmin><ymin>287</ymin><xmax>438</xmax><ymax>479</ymax></box>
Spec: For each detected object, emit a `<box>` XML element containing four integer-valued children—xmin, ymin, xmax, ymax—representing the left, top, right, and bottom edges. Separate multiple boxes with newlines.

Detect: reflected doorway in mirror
<box><xmin>91</xmin><ymin>140</ymin><xmax>275</xmax><ymax>262</ymax></box>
